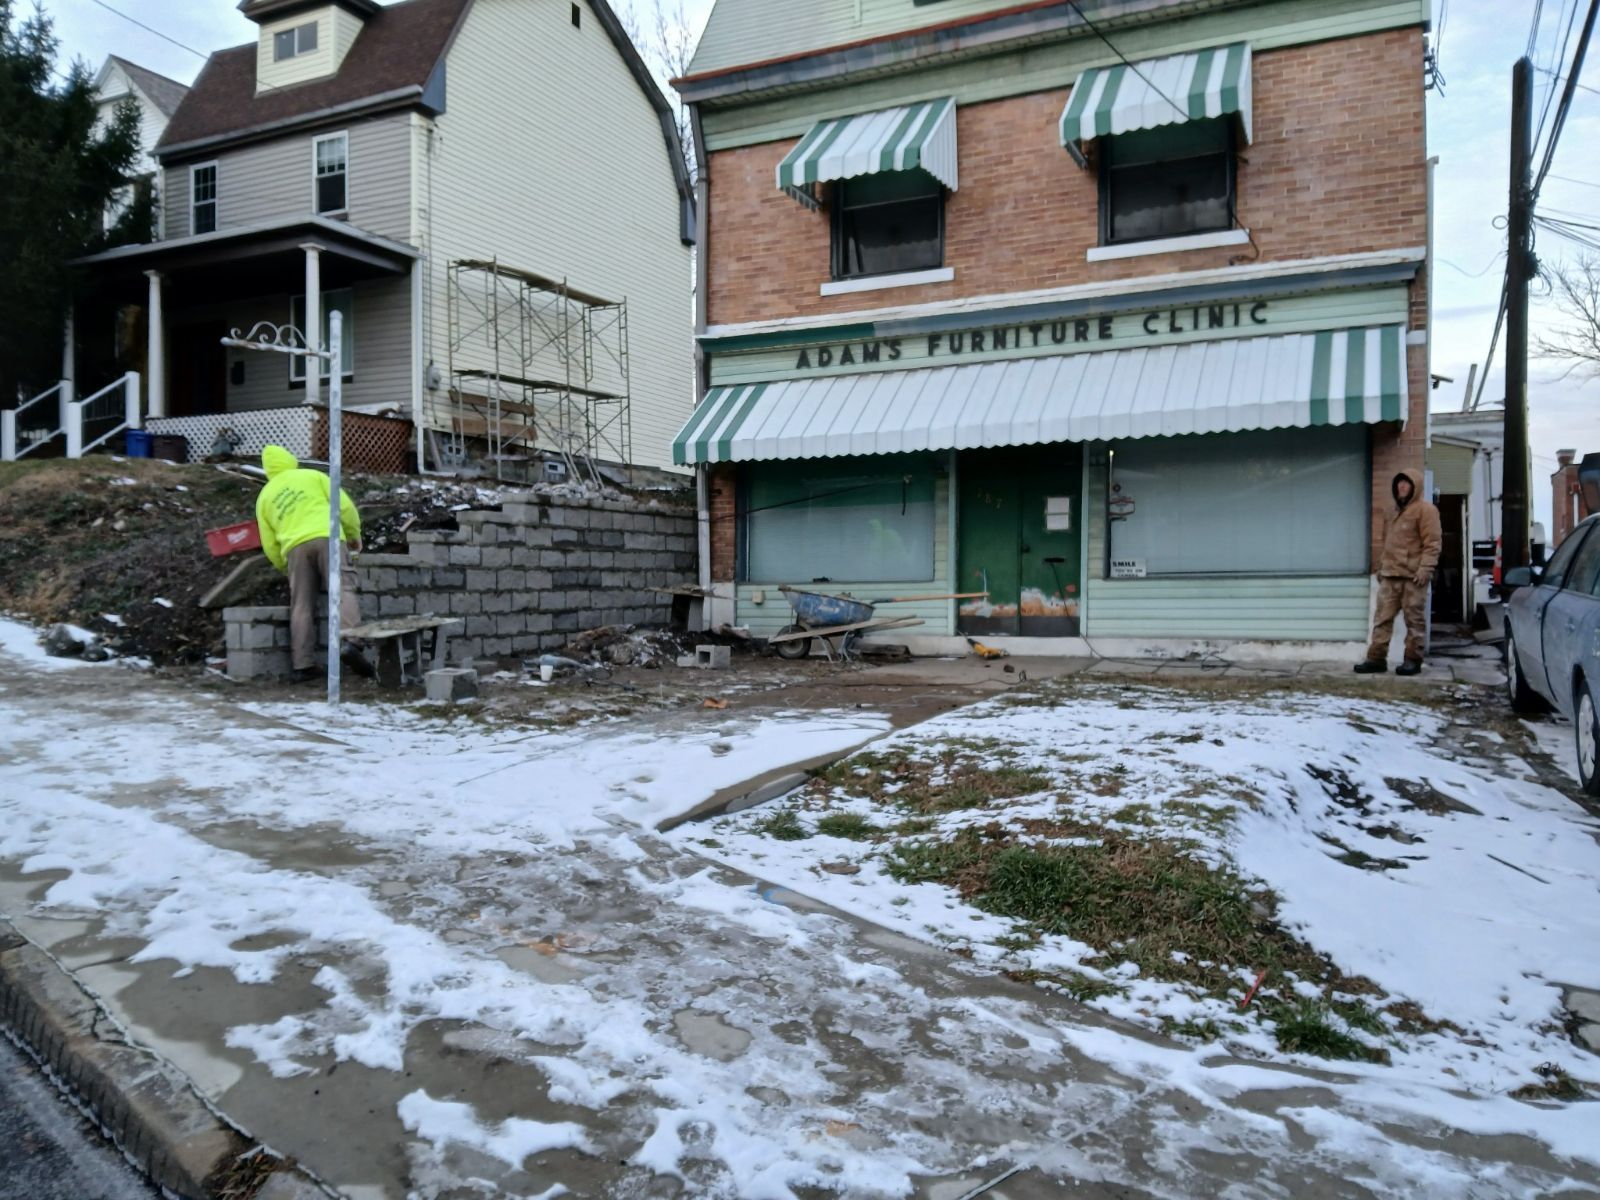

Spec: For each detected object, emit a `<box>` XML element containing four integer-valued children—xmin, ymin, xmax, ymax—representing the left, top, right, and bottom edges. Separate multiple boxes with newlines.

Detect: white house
<box><xmin>93</xmin><ymin>56</ymin><xmax>190</xmax><ymax>233</ymax></box>
<box><xmin>72</xmin><ymin>0</ymin><xmax>694</xmax><ymax>475</ymax></box>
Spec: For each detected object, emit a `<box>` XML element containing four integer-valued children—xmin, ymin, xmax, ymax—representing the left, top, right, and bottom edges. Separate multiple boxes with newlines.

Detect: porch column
<box><xmin>60</xmin><ymin>304</ymin><xmax>75</xmax><ymax>432</ymax></box>
<box><xmin>301</xmin><ymin>243</ymin><xmax>323</xmax><ymax>411</ymax></box>
<box><xmin>144</xmin><ymin>270</ymin><xmax>165</xmax><ymax>419</ymax></box>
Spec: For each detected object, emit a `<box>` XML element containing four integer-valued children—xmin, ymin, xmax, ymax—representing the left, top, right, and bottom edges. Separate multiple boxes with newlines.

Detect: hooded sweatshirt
<box><xmin>254</xmin><ymin>445</ymin><xmax>362</xmax><ymax>571</ymax></box>
<box><xmin>1376</xmin><ymin>468</ymin><xmax>1442</xmax><ymax>579</ymax></box>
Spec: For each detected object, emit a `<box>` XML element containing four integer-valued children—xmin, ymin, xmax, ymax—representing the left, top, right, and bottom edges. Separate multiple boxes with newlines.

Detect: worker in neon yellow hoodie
<box><xmin>256</xmin><ymin>445</ymin><xmax>372</xmax><ymax>682</ymax></box>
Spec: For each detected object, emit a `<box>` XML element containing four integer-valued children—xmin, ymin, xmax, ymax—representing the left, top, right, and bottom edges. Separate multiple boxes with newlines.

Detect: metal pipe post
<box><xmin>1502</xmin><ymin>57</ymin><xmax>1533</xmax><ymax>570</ymax></box>
<box><xmin>326</xmin><ymin>311</ymin><xmax>344</xmax><ymax>706</ymax></box>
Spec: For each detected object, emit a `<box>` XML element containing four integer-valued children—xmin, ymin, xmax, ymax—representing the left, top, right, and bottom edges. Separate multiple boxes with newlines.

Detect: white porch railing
<box><xmin>1</xmin><ymin>380</ymin><xmax>71</xmax><ymax>461</ymax></box>
<box><xmin>66</xmin><ymin>372</ymin><xmax>141</xmax><ymax>458</ymax></box>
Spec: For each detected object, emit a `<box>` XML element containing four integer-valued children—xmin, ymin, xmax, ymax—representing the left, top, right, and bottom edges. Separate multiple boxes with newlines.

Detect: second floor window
<box><xmin>831</xmin><ymin>170</ymin><xmax>944</xmax><ymax>280</ymax></box>
<box><xmin>314</xmin><ymin>133</ymin><xmax>348</xmax><ymax>215</ymax></box>
<box><xmin>1100</xmin><ymin>117</ymin><xmax>1234</xmax><ymax>245</ymax></box>
<box><xmin>191</xmin><ymin>162</ymin><xmax>217</xmax><ymax>235</ymax></box>
<box><xmin>274</xmin><ymin>21</ymin><xmax>318</xmax><ymax>62</ymax></box>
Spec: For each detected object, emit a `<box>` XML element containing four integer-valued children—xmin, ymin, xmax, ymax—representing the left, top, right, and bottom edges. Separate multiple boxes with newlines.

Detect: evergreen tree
<box><xmin>0</xmin><ymin>0</ymin><xmax>150</xmax><ymax>406</ymax></box>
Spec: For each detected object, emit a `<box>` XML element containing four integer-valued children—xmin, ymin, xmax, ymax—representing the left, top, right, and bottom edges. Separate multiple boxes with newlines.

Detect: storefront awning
<box><xmin>1060</xmin><ymin>43</ymin><xmax>1252</xmax><ymax>150</ymax></box>
<box><xmin>673</xmin><ymin>325</ymin><xmax>1406</xmax><ymax>465</ymax></box>
<box><xmin>776</xmin><ymin>97</ymin><xmax>958</xmax><ymax>208</ymax></box>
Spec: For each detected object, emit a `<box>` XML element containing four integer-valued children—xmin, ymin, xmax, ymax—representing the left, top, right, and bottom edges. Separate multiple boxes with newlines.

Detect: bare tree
<box><xmin>1535</xmin><ymin>254</ymin><xmax>1600</xmax><ymax>379</ymax></box>
<box><xmin>616</xmin><ymin>0</ymin><xmax>698</xmax><ymax>183</ymax></box>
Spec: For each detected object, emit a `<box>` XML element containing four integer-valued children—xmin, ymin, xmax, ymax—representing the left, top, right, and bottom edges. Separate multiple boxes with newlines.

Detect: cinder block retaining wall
<box><xmin>226</xmin><ymin>492</ymin><xmax>696</xmax><ymax>680</ymax></box>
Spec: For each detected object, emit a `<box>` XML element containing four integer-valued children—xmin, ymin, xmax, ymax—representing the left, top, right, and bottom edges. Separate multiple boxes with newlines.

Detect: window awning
<box><xmin>776</xmin><ymin>97</ymin><xmax>958</xmax><ymax>208</ymax></box>
<box><xmin>1060</xmin><ymin>43</ymin><xmax>1252</xmax><ymax>151</ymax></box>
<box><xmin>673</xmin><ymin>326</ymin><xmax>1406</xmax><ymax>465</ymax></box>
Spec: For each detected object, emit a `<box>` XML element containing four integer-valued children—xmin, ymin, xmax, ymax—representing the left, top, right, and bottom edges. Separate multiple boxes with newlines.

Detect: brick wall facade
<box><xmin>702</xmin><ymin>26</ymin><xmax>1430</xmax><ymax>583</ymax></box>
<box><xmin>705</xmin><ymin>29</ymin><xmax>1426</xmax><ymax>326</ymax></box>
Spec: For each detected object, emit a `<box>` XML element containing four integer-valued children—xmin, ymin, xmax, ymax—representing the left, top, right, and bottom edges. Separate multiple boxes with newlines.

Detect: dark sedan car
<box><xmin>1504</xmin><ymin>513</ymin><xmax>1600</xmax><ymax>794</ymax></box>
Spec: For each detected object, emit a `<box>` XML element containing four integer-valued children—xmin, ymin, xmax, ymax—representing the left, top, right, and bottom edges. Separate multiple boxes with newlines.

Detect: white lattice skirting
<box><xmin>146</xmin><ymin>407</ymin><xmax>315</xmax><ymax>460</ymax></box>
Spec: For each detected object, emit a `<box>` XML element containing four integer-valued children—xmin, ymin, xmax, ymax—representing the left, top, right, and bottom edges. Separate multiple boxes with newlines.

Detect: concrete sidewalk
<box><xmin>0</xmin><ymin>648</ymin><xmax>1586</xmax><ymax>1200</ymax></box>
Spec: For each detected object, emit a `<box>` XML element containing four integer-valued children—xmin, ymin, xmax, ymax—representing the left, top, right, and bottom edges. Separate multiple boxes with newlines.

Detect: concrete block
<box><xmin>425</xmin><ymin>668</ymin><xmax>479</xmax><ymax>702</ymax></box>
<box><xmin>222</xmin><ymin>606</ymin><xmax>290</xmax><ymax>622</ymax></box>
<box><xmin>380</xmin><ymin>594</ymin><xmax>415</xmax><ymax>617</ymax></box>
<box><xmin>497</xmin><ymin>568</ymin><xmax>527</xmax><ymax>590</ymax></box>
<box><xmin>397</xmin><ymin>568</ymin><xmax>430</xmax><ymax>588</ymax></box>
<box><xmin>430</xmin><ymin>567</ymin><xmax>466</xmax><ymax>588</ymax></box>
<box><xmin>482</xmin><ymin>636</ymin><xmax>513</xmax><ymax>656</ymax></box>
<box><xmin>552</xmin><ymin>611</ymin><xmax>582</xmax><ymax>633</ymax></box>
<box><xmin>465</xmin><ymin>568</ymin><xmax>497</xmax><ymax>591</ymax></box>
<box><xmin>526</xmin><ymin>569</ymin><xmax>554</xmax><ymax>590</ymax></box>
<box><xmin>480</xmin><ymin>547</ymin><xmax>511</xmax><ymax>568</ymax></box>
<box><xmin>696</xmin><ymin>645</ymin><xmax>732</xmax><ymax>670</ymax></box>
<box><xmin>526</xmin><ymin>612</ymin><xmax>555</xmax><ymax>633</ymax></box>
<box><xmin>465</xmin><ymin>615</ymin><xmax>497</xmax><ymax>637</ymax></box>
<box><xmin>449</xmin><ymin>592</ymin><xmax>481</xmax><ymax>615</ymax></box>
<box><xmin>227</xmin><ymin>647</ymin><xmax>290</xmax><ymax>681</ymax></box>
<box><xmin>482</xmin><ymin>592</ymin><xmax>512</xmax><ymax>614</ymax></box>
<box><xmin>242</xmin><ymin>622</ymin><xmax>278</xmax><ymax>650</ymax></box>
<box><xmin>496</xmin><ymin>614</ymin><xmax>525</xmax><ymax>636</ymax></box>
<box><xmin>539</xmin><ymin>550</ymin><xmax>567</xmax><ymax>568</ymax></box>
<box><xmin>551</xmin><ymin>528</ymin><xmax>581</xmax><ymax>545</ymax></box>
<box><xmin>447</xmin><ymin>544</ymin><xmax>482</xmax><ymax>567</ymax></box>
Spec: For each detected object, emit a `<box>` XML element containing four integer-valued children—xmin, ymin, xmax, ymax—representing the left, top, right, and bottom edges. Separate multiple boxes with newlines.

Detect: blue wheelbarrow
<box><xmin>769</xmin><ymin>585</ymin><xmax>927</xmax><ymax>662</ymax></box>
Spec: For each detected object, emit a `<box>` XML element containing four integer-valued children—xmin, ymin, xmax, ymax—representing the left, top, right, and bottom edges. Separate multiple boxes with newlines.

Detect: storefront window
<box><xmin>1107</xmin><ymin>427</ymin><xmax>1368</xmax><ymax>576</ymax></box>
<box><xmin>832</xmin><ymin>170</ymin><xmax>944</xmax><ymax>279</ymax></box>
<box><xmin>1100</xmin><ymin>118</ymin><xmax>1234</xmax><ymax>244</ymax></box>
<box><xmin>742</xmin><ymin>457</ymin><xmax>937</xmax><ymax>583</ymax></box>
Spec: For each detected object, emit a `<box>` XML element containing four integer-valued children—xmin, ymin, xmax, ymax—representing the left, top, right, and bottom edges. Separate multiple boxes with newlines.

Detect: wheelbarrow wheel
<box><xmin>772</xmin><ymin>625</ymin><xmax>812</xmax><ymax>660</ymax></box>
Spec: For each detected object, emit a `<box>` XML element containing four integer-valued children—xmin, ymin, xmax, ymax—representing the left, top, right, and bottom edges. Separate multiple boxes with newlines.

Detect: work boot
<box><xmin>340</xmin><ymin>642</ymin><xmax>376</xmax><ymax>679</ymax></box>
<box><xmin>1395</xmin><ymin>660</ymin><xmax>1423</xmax><ymax>677</ymax></box>
<box><xmin>1353</xmin><ymin>660</ymin><xmax>1388</xmax><ymax>674</ymax></box>
<box><xmin>290</xmin><ymin>666</ymin><xmax>318</xmax><ymax>684</ymax></box>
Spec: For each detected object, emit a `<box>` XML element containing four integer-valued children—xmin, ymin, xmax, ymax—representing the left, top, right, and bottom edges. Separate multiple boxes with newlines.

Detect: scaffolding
<box><xmin>442</xmin><ymin>258</ymin><xmax>631</xmax><ymax>483</ymax></box>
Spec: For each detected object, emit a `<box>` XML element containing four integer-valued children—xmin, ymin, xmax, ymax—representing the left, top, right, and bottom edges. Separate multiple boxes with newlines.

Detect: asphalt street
<box><xmin>0</xmin><ymin>1031</ymin><xmax>158</xmax><ymax>1200</ymax></box>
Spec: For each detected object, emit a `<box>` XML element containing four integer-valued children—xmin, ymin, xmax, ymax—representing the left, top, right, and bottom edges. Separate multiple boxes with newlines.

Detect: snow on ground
<box><xmin>1526</xmin><ymin>716</ymin><xmax>1581</xmax><ymax>784</ymax></box>
<box><xmin>4</xmin><ymin>631</ymin><xmax>1599</xmax><ymax>1194</ymax></box>
<box><xmin>0</xmin><ymin>618</ymin><xmax>110</xmax><ymax>672</ymax></box>
<box><xmin>683</xmin><ymin>681</ymin><xmax>1600</xmax><ymax>1165</ymax></box>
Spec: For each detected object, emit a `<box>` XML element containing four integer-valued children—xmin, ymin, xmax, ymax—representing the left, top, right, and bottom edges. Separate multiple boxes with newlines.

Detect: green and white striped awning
<box><xmin>777</xmin><ymin>98</ymin><xmax>958</xmax><ymax>208</ymax></box>
<box><xmin>1060</xmin><ymin>43</ymin><xmax>1253</xmax><ymax>149</ymax></box>
<box><xmin>673</xmin><ymin>326</ymin><xmax>1406</xmax><ymax>465</ymax></box>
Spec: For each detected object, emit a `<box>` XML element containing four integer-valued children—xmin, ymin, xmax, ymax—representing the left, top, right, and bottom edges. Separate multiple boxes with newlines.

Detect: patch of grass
<box><xmin>815</xmin><ymin>811</ymin><xmax>880</xmax><ymax>840</ymax></box>
<box><xmin>1163</xmin><ymin>1016</ymin><xmax>1226</xmax><ymax>1043</ymax></box>
<box><xmin>1270</xmin><ymin>999</ymin><xmax>1387</xmax><ymax>1063</ymax></box>
<box><xmin>1509</xmin><ymin>1064</ymin><xmax>1594</xmax><ymax>1102</ymax></box>
<box><xmin>1109</xmin><ymin>803</ymin><xmax>1158</xmax><ymax>826</ymax></box>
<box><xmin>814</xmin><ymin>747</ymin><xmax>1052</xmax><ymax>814</ymax></box>
<box><xmin>892</xmin><ymin>816</ymin><xmax>936</xmax><ymax>836</ymax></box>
<box><xmin>697</xmin><ymin>838</ymin><xmax>723</xmax><ymax>849</ymax></box>
<box><xmin>756</xmin><ymin>809</ymin><xmax>808</xmax><ymax>841</ymax></box>
<box><xmin>1004</xmin><ymin>967</ymin><xmax>1121</xmax><ymax>1003</ymax></box>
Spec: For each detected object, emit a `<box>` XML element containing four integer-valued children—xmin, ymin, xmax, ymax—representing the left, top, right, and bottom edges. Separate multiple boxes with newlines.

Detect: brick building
<box><xmin>673</xmin><ymin>0</ymin><xmax>1433</xmax><ymax>653</ymax></box>
<box><xmin>1553</xmin><ymin>449</ymin><xmax>1599</xmax><ymax>548</ymax></box>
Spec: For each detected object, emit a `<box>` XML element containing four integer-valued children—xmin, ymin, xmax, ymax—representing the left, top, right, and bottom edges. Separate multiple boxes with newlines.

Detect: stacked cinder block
<box><xmin>225</xmin><ymin>492</ymin><xmax>695</xmax><ymax>680</ymax></box>
<box><xmin>349</xmin><ymin>491</ymin><xmax>696</xmax><ymax>665</ymax></box>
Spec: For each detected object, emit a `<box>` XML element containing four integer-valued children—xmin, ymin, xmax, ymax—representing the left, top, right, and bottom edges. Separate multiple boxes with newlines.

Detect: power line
<box><xmin>1533</xmin><ymin>0</ymin><xmax>1600</xmax><ymax>197</ymax></box>
<box><xmin>83</xmin><ymin>0</ymin><xmax>209</xmax><ymax>62</ymax></box>
<box><xmin>1546</xmin><ymin>171</ymin><xmax>1600</xmax><ymax>188</ymax></box>
<box><xmin>1066</xmin><ymin>2</ymin><xmax>1189</xmax><ymax>124</ymax></box>
<box><xmin>1535</xmin><ymin>63</ymin><xmax>1600</xmax><ymax>95</ymax></box>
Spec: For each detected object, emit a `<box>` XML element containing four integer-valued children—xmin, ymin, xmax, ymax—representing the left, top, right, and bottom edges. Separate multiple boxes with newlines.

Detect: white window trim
<box><xmin>189</xmin><ymin>160</ymin><xmax>219</xmax><ymax>235</ymax></box>
<box><xmin>1085</xmin><ymin>228</ymin><xmax>1250</xmax><ymax>262</ymax></box>
<box><xmin>289</xmin><ymin>288</ymin><xmax>355</xmax><ymax>383</ymax></box>
<box><xmin>820</xmin><ymin>266</ymin><xmax>954</xmax><ymax>297</ymax></box>
<box><xmin>312</xmin><ymin>131</ymin><xmax>349</xmax><ymax>217</ymax></box>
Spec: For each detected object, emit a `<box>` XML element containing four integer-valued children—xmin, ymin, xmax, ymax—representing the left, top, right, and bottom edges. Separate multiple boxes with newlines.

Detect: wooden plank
<box><xmin>344</xmin><ymin>615</ymin><xmax>464</xmax><ymax>639</ymax></box>
<box><xmin>768</xmin><ymin>615</ymin><xmax>924</xmax><ymax>642</ymax></box>
<box><xmin>199</xmin><ymin>555</ymin><xmax>278</xmax><ymax>610</ymax></box>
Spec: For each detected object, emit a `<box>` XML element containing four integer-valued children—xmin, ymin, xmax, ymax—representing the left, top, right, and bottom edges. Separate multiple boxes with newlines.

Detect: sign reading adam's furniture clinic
<box><xmin>793</xmin><ymin>301</ymin><xmax>1270</xmax><ymax>371</ymax></box>
<box><xmin>704</xmin><ymin>286</ymin><xmax>1412</xmax><ymax>388</ymax></box>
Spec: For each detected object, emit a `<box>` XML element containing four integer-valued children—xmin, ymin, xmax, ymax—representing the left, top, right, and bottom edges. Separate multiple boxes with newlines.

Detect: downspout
<box><xmin>691</xmin><ymin>102</ymin><xmax>713</xmax><ymax>627</ymax></box>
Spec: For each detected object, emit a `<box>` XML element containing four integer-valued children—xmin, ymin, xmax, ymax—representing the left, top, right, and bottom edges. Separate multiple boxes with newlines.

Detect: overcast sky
<box><xmin>43</xmin><ymin>0</ymin><xmax>1598</xmax><ymax>532</ymax></box>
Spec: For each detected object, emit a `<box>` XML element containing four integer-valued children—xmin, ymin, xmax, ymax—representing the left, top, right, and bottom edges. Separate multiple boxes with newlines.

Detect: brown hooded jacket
<box><xmin>1376</xmin><ymin>468</ymin><xmax>1442</xmax><ymax>578</ymax></box>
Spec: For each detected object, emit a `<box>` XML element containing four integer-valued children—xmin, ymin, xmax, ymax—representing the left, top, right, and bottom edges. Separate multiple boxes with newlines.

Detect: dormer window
<box><xmin>273</xmin><ymin>21</ymin><xmax>318</xmax><ymax>62</ymax></box>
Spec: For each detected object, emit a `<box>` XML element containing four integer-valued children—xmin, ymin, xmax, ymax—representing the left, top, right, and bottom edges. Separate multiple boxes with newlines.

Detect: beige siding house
<box><xmin>76</xmin><ymin>0</ymin><xmax>694</xmax><ymax>472</ymax></box>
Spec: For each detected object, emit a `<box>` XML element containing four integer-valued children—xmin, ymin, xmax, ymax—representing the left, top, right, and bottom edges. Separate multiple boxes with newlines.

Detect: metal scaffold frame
<box><xmin>442</xmin><ymin>257</ymin><xmax>631</xmax><ymax>484</ymax></box>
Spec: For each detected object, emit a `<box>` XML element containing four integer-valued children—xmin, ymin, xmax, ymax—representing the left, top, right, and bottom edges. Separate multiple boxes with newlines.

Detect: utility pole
<box><xmin>1502</xmin><ymin>57</ymin><xmax>1533</xmax><ymax>571</ymax></box>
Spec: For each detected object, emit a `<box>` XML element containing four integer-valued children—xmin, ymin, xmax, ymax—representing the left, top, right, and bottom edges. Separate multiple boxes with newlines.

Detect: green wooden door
<box><xmin>957</xmin><ymin>447</ymin><xmax>1081</xmax><ymax>636</ymax></box>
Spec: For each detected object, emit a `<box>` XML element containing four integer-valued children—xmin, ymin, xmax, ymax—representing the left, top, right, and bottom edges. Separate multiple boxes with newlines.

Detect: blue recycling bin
<box><xmin>125</xmin><ymin>429</ymin><xmax>153</xmax><ymax>458</ymax></box>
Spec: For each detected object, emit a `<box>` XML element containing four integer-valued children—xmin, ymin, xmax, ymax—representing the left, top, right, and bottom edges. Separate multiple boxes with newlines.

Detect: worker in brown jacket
<box><xmin>1356</xmin><ymin>468</ymin><xmax>1442</xmax><ymax>676</ymax></box>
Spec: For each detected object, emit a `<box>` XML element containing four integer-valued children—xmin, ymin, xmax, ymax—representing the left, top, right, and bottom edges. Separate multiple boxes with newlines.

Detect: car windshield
<box><xmin>1541</xmin><ymin>523</ymin><xmax>1592</xmax><ymax>588</ymax></box>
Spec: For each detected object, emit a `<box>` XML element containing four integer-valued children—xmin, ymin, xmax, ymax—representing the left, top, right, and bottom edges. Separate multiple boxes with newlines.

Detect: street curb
<box><xmin>0</xmin><ymin>922</ymin><xmax>328</xmax><ymax>1200</ymax></box>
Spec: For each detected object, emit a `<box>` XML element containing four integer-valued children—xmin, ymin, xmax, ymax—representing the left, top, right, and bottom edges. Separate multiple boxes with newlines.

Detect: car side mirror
<box><xmin>1501</xmin><ymin>566</ymin><xmax>1536</xmax><ymax>589</ymax></box>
